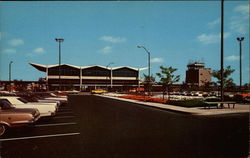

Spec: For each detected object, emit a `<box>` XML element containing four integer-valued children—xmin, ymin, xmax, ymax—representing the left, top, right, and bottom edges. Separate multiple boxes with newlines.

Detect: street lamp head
<box><xmin>137</xmin><ymin>45</ymin><xmax>142</xmax><ymax>48</ymax></box>
<box><xmin>55</xmin><ymin>38</ymin><xmax>64</xmax><ymax>42</ymax></box>
<box><xmin>10</xmin><ymin>61</ymin><xmax>13</xmax><ymax>64</ymax></box>
<box><xmin>237</xmin><ymin>37</ymin><xmax>244</xmax><ymax>41</ymax></box>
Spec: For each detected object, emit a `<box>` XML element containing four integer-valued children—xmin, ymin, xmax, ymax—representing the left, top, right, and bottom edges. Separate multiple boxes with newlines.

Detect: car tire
<box><xmin>0</xmin><ymin>124</ymin><xmax>7</xmax><ymax>136</ymax></box>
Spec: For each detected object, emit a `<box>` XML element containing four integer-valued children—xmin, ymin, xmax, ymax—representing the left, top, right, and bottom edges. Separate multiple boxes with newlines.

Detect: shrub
<box><xmin>168</xmin><ymin>99</ymin><xmax>217</xmax><ymax>108</ymax></box>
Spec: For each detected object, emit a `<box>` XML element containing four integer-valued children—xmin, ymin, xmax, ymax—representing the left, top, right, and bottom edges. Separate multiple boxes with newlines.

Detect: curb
<box><xmin>98</xmin><ymin>95</ymin><xmax>198</xmax><ymax>115</ymax></box>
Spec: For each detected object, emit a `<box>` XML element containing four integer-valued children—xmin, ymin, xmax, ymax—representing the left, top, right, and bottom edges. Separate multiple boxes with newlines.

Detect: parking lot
<box><xmin>0</xmin><ymin>94</ymin><xmax>248</xmax><ymax>158</ymax></box>
<box><xmin>0</xmin><ymin>102</ymin><xmax>82</xmax><ymax>158</ymax></box>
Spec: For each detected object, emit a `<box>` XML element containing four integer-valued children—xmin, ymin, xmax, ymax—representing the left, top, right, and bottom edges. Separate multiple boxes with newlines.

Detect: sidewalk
<box><xmin>100</xmin><ymin>94</ymin><xmax>249</xmax><ymax>116</ymax></box>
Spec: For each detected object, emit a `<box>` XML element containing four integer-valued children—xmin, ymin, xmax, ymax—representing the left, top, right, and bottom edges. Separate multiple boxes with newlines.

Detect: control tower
<box><xmin>185</xmin><ymin>62</ymin><xmax>211</xmax><ymax>87</ymax></box>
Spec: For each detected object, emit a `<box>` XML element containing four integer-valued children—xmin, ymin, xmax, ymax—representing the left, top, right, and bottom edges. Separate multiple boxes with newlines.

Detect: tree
<box><xmin>212</xmin><ymin>66</ymin><xmax>235</xmax><ymax>88</ymax></box>
<box><xmin>202</xmin><ymin>81</ymin><xmax>212</xmax><ymax>92</ymax></box>
<box><xmin>156</xmin><ymin>66</ymin><xmax>180</xmax><ymax>99</ymax></box>
<box><xmin>243</xmin><ymin>83</ymin><xmax>250</xmax><ymax>90</ymax></box>
<box><xmin>143</xmin><ymin>74</ymin><xmax>155</xmax><ymax>95</ymax></box>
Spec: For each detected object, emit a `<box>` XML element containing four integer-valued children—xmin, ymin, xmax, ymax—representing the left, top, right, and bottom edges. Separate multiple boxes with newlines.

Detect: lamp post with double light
<box><xmin>236</xmin><ymin>37</ymin><xmax>244</xmax><ymax>92</ymax></box>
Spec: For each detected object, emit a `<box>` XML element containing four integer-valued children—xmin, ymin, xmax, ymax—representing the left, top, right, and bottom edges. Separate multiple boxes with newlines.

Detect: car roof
<box><xmin>0</xmin><ymin>96</ymin><xmax>19</xmax><ymax>98</ymax></box>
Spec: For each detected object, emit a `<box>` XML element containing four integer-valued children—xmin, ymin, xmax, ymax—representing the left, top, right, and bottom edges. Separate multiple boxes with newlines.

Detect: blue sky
<box><xmin>0</xmin><ymin>1</ymin><xmax>249</xmax><ymax>85</ymax></box>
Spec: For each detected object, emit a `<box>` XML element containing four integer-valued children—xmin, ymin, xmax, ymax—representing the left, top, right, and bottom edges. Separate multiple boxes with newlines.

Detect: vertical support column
<box><xmin>138</xmin><ymin>68</ymin><xmax>140</xmax><ymax>88</ymax></box>
<box><xmin>46</xmin><ymin>66</ymin><xmax>48</xmax><ymax>82</ymax></box>
<box><xmin>46</xmin><ymin>66</ymin><xmax>49</xmax><ymax>91</ymax></box>
<box><xmin>111</xmin><ymin>67</ymin><xmax>113</xmax><ymax>88</ymax></box>
<box><xmin>80</xmin><ymin>67</ymin><xmax>82</xmax><ymax>91</ymax></box>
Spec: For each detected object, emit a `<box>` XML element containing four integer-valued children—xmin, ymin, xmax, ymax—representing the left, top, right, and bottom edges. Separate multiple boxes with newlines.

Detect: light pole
<box><xmin>236</xmin><ymin>37</ymin><xmax>244</xmax><ymax>92</ymax></box>
<box><xmin>9</xmin><ymin>61</ymin><xmax>13</xmax><ymax>92</ymax></box>
<box><xmin>55</xmin><ymin>38</ymin><xmax>64</xmax><ymax>91</ymax></box>
<box><xmin>137</xmin><ymin>45</ymin><xmax>151</xmax><ymax>95</ymax></box>
<box><xmin>106</xmin><ymin>62</ymin><xmax>114</xmax><ymax>90</ymax></box>
<box><xmin>220</xmin><ymin>0</ymin><xmax>224</xmax><ymax>102</ymax></box>
<box><xmin>9</xmin><ymin>61</ymin><xmax>13</xmax><ymax>81</ymax></box>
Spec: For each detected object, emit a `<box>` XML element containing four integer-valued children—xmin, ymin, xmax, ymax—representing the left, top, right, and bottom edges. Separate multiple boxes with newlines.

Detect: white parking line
<box><xmin>53</xmin><ymin>116</ymin><xmax>75</xmax><ymax>119</ymax></box>
<box><xmin>35</xmin><ymin>122</ymin><xmax>77</xmax><ymax>127</ymax></box>
<box><xmin>0</xmin><ymin>133</ymin><xmax>80</xmax><ymax>142</ymax></box>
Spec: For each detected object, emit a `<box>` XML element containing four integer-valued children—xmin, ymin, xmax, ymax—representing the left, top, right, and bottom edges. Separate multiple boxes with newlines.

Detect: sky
<box><xmin>0</xmin><ymin>1</ymin><xmax>249</xmax><ymax>85</ymax></box>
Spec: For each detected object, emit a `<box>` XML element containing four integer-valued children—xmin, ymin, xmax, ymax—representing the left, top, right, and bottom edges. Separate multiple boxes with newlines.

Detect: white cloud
<box><xmin>100</xmin><ymin>36</ymin><xmax>126</xmax><ymax>43</ymax></box>
<box><xmin>226</xmin><ymin>55</ymin><xmax>239</xmax><ymax>61</ymax></box>
<box><xmin>26</xmin><ymin>47</ymin><xmax>46</xmax><ymax>57</ymax></box>
<box><xmin>8</xmin><ymin>39</ymin><xmax>24</xmax><ymax>46</ymax></box>
<box><xmin>99</xmin><ymin>46</ymin><xmax>112</xmax><ymax>54</ymax></box>
<box><xmin>151</xmin><ymin>57</ymin><xmax>164</xmax><ymax>63</ymax></box>
<box><xmin>234</xmin><ymin>4</ymin><xmax>249</xmax><ymax>14</ymax></box>
<box><xmin>208</xmin><ymin>18</ymin><xmax>220</xmax><ymax>28</ymax></box>
<box><xmin>1</xmin><ymin>48</ymin><xmax>16</xmax><ymax>54</ymax></box>
<box><xmin>197</xmin><ymin>32</ymin><xmax>231</xmax><ymax>44</ymax></box>
<box><xmin>33</xmin><ymin>47</ymin><xmax>45</xmax><ymax>54</ymax></box>
<box><xmin>230</xmin><ymin>4</ymin><xmax>249</xmax><ymax>34</ymax></box>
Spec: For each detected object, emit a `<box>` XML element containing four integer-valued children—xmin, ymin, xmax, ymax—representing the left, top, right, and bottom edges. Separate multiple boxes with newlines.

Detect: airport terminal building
<box><xmin>30</xmin><ymin>63</ymin><xmax>140</xmax><ymax>91</ymax></box>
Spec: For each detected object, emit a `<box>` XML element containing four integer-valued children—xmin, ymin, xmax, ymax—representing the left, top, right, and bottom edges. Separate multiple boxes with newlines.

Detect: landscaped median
<box><xmin>100</xmin><ymin>93</ymin><xmax>249</xmax><ymax>115</ymax></box>
<box><xmin>118</xmin><ymin>95</ymin><xmax>218</xmax><ymax>108</ymax></box>
<box><xmin>118</xmin><ymin>95</ymin><xmax>168</xmax><ymax>104</ymax></box>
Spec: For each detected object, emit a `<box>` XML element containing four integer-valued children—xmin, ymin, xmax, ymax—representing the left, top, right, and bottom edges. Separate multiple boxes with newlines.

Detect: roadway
<box><xmin>0</xmin><ymin>94</ymin><xmax>248</xmax><ymax>158</ymax></box>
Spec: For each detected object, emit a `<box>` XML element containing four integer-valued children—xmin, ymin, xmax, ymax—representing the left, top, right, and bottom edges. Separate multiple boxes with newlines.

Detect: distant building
<box><xmin>29</xmin><ymin>63</ymin><xmax>140</xmax><ymax>91</ymax></box>
<box><xmin>185</xmin><ymin>62</ymin><xmax>211</xmax><ymax>87</ymax></box>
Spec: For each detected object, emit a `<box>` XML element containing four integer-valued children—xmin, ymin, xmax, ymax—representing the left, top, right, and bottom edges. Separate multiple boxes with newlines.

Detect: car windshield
<box><xmin>17</xmin><ymin>97</ymin><xmax>29</xmax><ymax>103</ymax></box>
<box><xmin>0</xmin><ymin>99</ymin><xmax>14</xmax><ymax>109</ymax></box>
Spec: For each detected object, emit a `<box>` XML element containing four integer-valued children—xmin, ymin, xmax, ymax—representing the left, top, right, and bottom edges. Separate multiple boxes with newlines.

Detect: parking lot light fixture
<box><xmin>236</xmin><ymin>37</ymin><xmax>244</xmax><ymax>92</ymax></box>
<box><xmin>220</xmin><ymin>0</ymin><xmax>224</xmax><ymax>102</ymax></box>
<box><xmin>137</xmin><ymin>45</ymin><xmax>151</xmax><ymax>95</ymax></box>
<box><xmin>9</xmin><ymin>61</ymin><xmax>13</xmax><ymax>82</ymax></box>
<box><xmin>9</xmin><ymin>61</ymin><xmax>13</xmax><ymax>92</ymax></box>
<box><xmin>55</xmin><ymin>38</ymin><xmax>64</xmax><ymax>91</ymax></box>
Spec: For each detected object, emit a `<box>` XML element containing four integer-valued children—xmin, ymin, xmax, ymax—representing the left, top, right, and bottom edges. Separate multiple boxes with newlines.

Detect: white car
<box><xmin>37</xmin><ymin>99</ymin><xmax>61</xmax><ymax>106</ymax></box>
<box><xmin>0</xmin><ymin>96</ymin><xmax>57</xmax><ymax>117</ymax></box>
<box><xmin>17</xmin><ymin>97</ymin><xmax>59</xmax><ymax>111</ymax></box>
<box><xmin>35</xmin><ymin>93</ymin><xmax>68</xmax><ymax>106</ymax></box>
<box><xmin>43</xmin><ymin>96</ymin><xmax>68</xmax><ymax>106</ymax></box>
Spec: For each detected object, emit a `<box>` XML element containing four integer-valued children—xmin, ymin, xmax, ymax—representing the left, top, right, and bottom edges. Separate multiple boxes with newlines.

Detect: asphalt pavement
<box><xmin>0</xmin><ymin>94</ymin><xmax>248</xmax><ymax>158</ymax></box>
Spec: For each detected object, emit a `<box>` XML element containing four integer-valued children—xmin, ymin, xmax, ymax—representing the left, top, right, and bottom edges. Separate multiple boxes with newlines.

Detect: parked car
<box><xmin>91</xmin><ymin>89</ymin><xmax>107</xmax><ymax>94</ymax></box>
<box><xmin>18</xmin><ymin>94</ymin><xmax>64</xmax><ymax>107</ymax></box>
<box><xmin>40</xmin><ymin>96</ymin><xmax>67</xmax><ymax>106</ymax></box>
<box><xmin>0</xmin><ymin>99</ymin><xmax>40</xmax><ymax>136</ymax></box>
<box><xmin>234</xmin><ymin>94</ymin><xmax>250</xmax><ymax>103</ymax></box>
<box><xmin>0</xmin><ymin>96</ymin><xmax>57</xmax><ymax>117</ymax></box>
<box><xmin>35</xmin><ymin>93</ymin><xmax>68</xmax><ymax>106</ymax></box>
<box><xmin>17</xmin><ymin>97</ymin><xmax>59</xmax><ymax>111</ymax></box>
